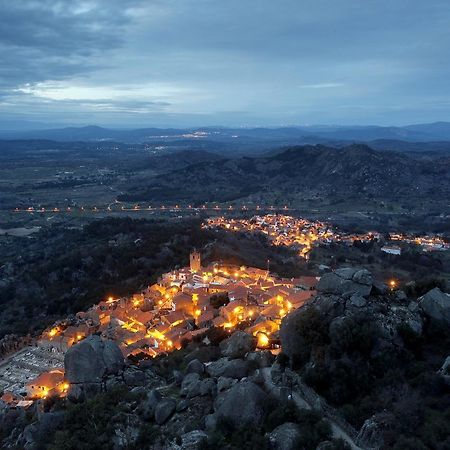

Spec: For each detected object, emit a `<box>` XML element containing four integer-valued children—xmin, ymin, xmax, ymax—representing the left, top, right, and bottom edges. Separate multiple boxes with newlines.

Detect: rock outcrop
<box><xmin>418</xmin><ymin>287</ymin><xmax>450</xmax><ymax>325</ymax></box>
<box><xmin>185</xmin><ymin>359</ymin><xmax>205</xmax><ymax>376</ymax></box>
<box><xmin>267</xmin><ymin>422</ymin><xmax>302</xmax><ymax>450</ymax></box>
<box><xmin>180</xmin><ymin>373</ymin><xmax>202</xmax><ymax>398</ymax></box>
<box><xmin>206</xmin><ymin>357</ymin><xmax>251</xmax><ymax>379</ymax></box>
<box><xmin>141</xmin><ymin>389</ymin><xmax>163</xmax><ymax>419</ymax></box>
<box><xmin>281</xmin><ymin>268</ymin><xmax>423</xmax><ymax>364</ymax></box>
<box><xmin>64</xmin><ymin>335</ymin><xmax>124</xmax><ymax>400</ymax></box>
<box><xmin>179</xmin><ymin>430</ymin><xmax>208</xmax><ymax>450</ymax></box>
<box><xmin>317</xmin><ymin>268</ymin><xmax>373</xmax><ymax>297</ymax></box>
<box><xmin>219</xmin><ymin>331</ymin><xmax>255</xmax><ymax>359</ymax></box>
<box><xmin>154</xmin><ymin>398</ymin><xmax>176</xmax><ymax>425</ymax></box>
<box><xmin>208</xmin><ymin>380</ymin><xmax>268</xmax><ymax>428</ymax></box>
<box><xmin>21</xmin><ymin>412</ymin><xmax>64</xmax><ymax>450</ymax></box>
<box><xmin>356</xmin><ymin>412</ymin><xmax>394</xmax><ymax>450</ymax></box>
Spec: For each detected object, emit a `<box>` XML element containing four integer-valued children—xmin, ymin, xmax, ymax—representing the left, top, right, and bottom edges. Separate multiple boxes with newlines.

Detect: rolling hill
<box><xmin>119</xmin><ymin>144</ymin><xmax>450</xmax><ymax>209</ymax></box>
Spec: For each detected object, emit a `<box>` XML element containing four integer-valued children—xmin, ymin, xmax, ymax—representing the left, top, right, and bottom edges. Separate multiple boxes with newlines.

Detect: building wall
<box><xmin>190</xmin><ymin>251</ymin><xmax>201</xmax><ymax>273</ymax></box>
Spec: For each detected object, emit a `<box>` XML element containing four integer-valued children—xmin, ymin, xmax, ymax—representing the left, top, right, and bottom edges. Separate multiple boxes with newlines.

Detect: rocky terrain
<box><xmin>1</xmin><ymin>267</ymin><xmax>449</xmax><ymax>449</ymax></box>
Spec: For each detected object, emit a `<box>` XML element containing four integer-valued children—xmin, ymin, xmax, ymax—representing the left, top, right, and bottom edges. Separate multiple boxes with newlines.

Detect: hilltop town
<box><xmin>0</xmin><ymin>250</ymin><xmax>317</xmax><ymax>404</ymax></box>
<box><xmin>0</xmin><ymin>215</ymin><xmax>449</xmax><ymax>449</ymax></box>
<box><xmin>1</xmin><ymin>214</ymin><xmax>449</xmax><ymax>405</ymax></box>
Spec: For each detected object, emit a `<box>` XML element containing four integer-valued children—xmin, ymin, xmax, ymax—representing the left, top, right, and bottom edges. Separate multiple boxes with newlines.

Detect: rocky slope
<box><xmin>281</xmin><ymin>268</ymin><xmax>450</xmax><ymax>450</ymax></box>
<box><xmin>1</xmin><ymin>268</ymin><xmax>450</xmax><ymax>449</ymax></box>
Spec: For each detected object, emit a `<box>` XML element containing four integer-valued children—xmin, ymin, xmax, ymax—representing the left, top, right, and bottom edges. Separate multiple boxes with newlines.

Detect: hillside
<box><xmin>2</xmin><ymin>268</ymin><xmax>450</xmax><ymax>449</ymax></box>
<box><xmin>119</xmin><ymin>144</ymin><xmax>450</xmax><ymax>210</ymax></box>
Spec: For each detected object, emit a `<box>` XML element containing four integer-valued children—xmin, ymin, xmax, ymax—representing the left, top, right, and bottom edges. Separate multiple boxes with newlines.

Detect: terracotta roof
<box><xmin>27</xmin><ymin>369</ymin><xmax>64</xmax><ymax>388</ymax></box>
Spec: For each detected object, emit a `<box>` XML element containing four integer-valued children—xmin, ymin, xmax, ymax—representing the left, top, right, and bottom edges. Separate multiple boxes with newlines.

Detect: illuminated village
<box><xmin>204</xmin><ymin>214</ymin><xmax>449</xmax><ymax>258</ymax></box>
<box><xmin>1</xmin><ymin>214</ymin><xmax>447</xmax><ymax>408</ymax></box>
<box><xmin>0</xmin><ymin>250</ymin><xmax>317</xmax><ymax>405</ymax></box>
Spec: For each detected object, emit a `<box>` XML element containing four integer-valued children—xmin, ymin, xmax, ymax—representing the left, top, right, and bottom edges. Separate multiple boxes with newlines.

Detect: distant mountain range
<box><xmin>2</xmin><ymin>122</ymin><xmax>450</xmax><ymax>145</ymax></box>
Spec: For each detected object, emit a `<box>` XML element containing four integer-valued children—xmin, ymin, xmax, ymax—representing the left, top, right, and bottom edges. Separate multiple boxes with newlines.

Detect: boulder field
<box><xmin>5</xmin><ymin>268</ymin><xmax>450</xmax><ymax>450</ymax></box>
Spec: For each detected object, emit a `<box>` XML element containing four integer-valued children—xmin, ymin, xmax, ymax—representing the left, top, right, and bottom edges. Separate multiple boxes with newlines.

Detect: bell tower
<box><xmin>190</xmin><ymin>250</ymin><xmax>201</xmax><ymax>273</ymax></box>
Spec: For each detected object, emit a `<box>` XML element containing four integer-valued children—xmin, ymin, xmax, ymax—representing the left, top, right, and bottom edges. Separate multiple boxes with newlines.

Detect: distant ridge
<box><xmin>1</xmin><ymin>122</ymin><xmax>450</xmax><ymax>143</ymax></box>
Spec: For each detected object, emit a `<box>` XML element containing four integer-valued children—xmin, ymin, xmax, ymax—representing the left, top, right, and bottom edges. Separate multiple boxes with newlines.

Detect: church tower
<box><xmin>190</xmin><ymin>250</ymin><xmax>201</xmax><ymax>273</ymax></box>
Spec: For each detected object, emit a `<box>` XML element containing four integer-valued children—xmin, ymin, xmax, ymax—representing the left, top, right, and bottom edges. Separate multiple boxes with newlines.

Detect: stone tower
<box><xmin>190</xmin><ymin>250</ymin><xmax>201</xmax><ymax>273</ymax></box>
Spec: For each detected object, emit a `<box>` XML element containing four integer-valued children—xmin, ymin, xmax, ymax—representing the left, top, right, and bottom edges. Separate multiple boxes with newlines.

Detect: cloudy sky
<box><xmin>0</xmin><ymin>0</ymin><xmax>449</xmax><ymax>128</ymax></box>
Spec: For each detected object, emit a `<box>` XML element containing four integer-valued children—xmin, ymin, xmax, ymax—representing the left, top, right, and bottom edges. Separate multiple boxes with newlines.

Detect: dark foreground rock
<box><xmin>317</xmin><ymin>268</ymin><xmax>373</xmax><ymax>297</ymax></box>
<box><xmin>207</xmin><ymin>380</ymin><xmax>268</xmax><ymax>428</ymax></box>
<box><xmin>419</xmin><ymin>287</ymin><xmax>450</xmax><ymax>325</ymax></box>
<box><xmin>267</xmin><ymin>422</ymin><xmax>302</xmax><ymax>450</ymax></box>
<box><xmin>356</xmin><ymin>413</ymin><xmax>394</xmax><ymax>450</ymax></box>
<box><xmin>154</xmin><ymin>398</ymin><xmax>177</xmax><ymax>425</ymax></box>
<box><xmin>64</xmin><ymin>335</ymin><xmax>124</xmax><ymax>401</ymax></box>
<box><xmin>206</xmin><ymin>357</ymin><xmax>252</xmax><ymax>379</ymax></box>
<box><xmin>219</xmin><ymin>331</ymin><xmax>255</xmax><ymax>359</ymax></box>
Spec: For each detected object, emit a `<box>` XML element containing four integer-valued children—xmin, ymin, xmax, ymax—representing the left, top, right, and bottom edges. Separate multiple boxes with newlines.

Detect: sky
<box><xmin>0</xmin><ymin>0</ymin><xmax>449</xmax><ymax>129</ymax></box>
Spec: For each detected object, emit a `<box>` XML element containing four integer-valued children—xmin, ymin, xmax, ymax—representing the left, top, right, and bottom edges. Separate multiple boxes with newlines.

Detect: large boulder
<box><xmin>217</xmin><ymin>376</ymin><xmax>236</xmax><ymax>392</ymax></box>
<box><xmin>267</xmin><ymin>422</ymin><xmax>302</xmax><ymax>450</ymax></box>
<box><xmin>141</xmin><ymin>389</ymin><xmax>163</xmax><ymax>419</ymax></box>
<box><xmin>348</xmin><ymin>293</ymin><xmax>367</xmax><ymax>308</ymax></box>
<box><xmin>334</xmin><ymin>267</ymin><xmax>357</xmax><ymax>280</ymax></box>
<box><xmin>247</xmin><ymin>350</ymin><xmax>276</xmax><ymax>368</ymax></box>
<box><xmin>65</xmin><ymin>335</ymin><xmax>124</xmax><ymax>401</ymax></box>
<box><xmin>418</xmin><ymin>287</ymin><xmax>450</xmax><ymax>325</ymax></box>
<box><xmin>123</xmin><ymin>367</ymin><xmax>146</xmax><ymax>386</ymax></box>
<box><xmin>185</xmin><ymin>359</ymin><xmax>205</xmax><ymax>376</ymax></box>
<box><xmin>206</xmin><ymin>357</ymin><xmax>251</xmax><ymax>379</ymax></box>
<box><xmin>353</xmin><ymin>269</ymin><xmax>373</xmax><ymax>286</ymax></box>
<box><xmin>179</xmin><ymin>430</ymin><xmax>208</xmax><ymax>450</ymax></box>
<box><xmin>356</xmin><ymin>413</ymin><xmax>394</xmax><ymax>450</ymax></box>
<box><xmin>21</xmin><ymin>412</ymin><xmax>65</xmax><ymax>450</ymax></box>
<box><xmin>372</xmin><ymin>280</ymin><xmax>389</xmax><ymax>296</ymax></box>
<box><xmin>279</xmin><ymin>307</ymin><xmax>308</xmax><ymax>365</ymax></box>
<box><xmin>317</xmin><ymin>269</ymin><xmax>373</xmax><ymax>297</ymax></box>
<box><xmin>184</xmin><ymin>346</ymin><xmax>221</xmax><ymax>363</ymax></box>
<box><xmin>211</xmin><ymin>381</ymin><xmax>268</xmax><ymax>428</ymax></box>
<box><xmin>181</xmin><ymin>373</ymin><xmax>202</xmax><ymax>398</ymax></box>
<box><xmin>199</xmin><ymin>378</ymin><xmax>217</xmax><ymax>397</ymax></box>
<box><xmin>65</xmin><ymin>335</ymin><xmax>124</xmax><ymax>384</ymax></box>
<box><xmin>154</xmin><ymin>398</ymin><xmax>176</xmax><ymax>425</ymax></box>
<box><xmin>219</xmin><ymin>331</ymin><xmax>255</xmax><ymax>359</ymax></box>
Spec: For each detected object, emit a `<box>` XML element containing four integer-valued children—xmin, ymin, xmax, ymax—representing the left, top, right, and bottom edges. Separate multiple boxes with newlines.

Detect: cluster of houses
<box><xmin>10</xmin><ymin>251</ymin><xmax>317</xmax><ymax>402</ymax></box>
<box><xmin>203</xmin><ymin>215</ymin><xmax>381</xmax><ymax>259</ymax></box>
<box><xmin>389</xmin><ymin>233</ymin><xmax>450</xmax><ymax>253</ymax></box>
<box><xmin>205</xmin><ymin>215</ymin><xmax>449</xmax><ymax>258</ymax></box>
<box><xmin>4</xmin><ymin>215</ymin><xmax>448</xmax><ymax>406</ymax></box>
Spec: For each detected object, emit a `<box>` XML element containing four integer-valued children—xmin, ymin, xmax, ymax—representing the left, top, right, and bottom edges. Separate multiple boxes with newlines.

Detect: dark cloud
<box><xmin>0</xmin><ymin>0</ymin><xmax>137</xmax><ymax>87</ymax></box>
<box><xmin>0</xmin><ymin>0</ymin><xmax>449</xmax><ymax>126</ymax></box>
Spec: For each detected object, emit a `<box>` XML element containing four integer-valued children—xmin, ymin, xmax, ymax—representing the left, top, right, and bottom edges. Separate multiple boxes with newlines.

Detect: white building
<box><xmin>381</xmin><ymin>245</ymin><xmax>402</xmax><ymax>256</ymax></box>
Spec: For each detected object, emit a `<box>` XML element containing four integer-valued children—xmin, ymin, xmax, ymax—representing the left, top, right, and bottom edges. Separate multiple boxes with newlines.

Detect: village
<box><xmin>1</xmin><ymin>214</ymin><xmax>448</xmax><ymax>408</ymax></box>
<box><xmin>203</xmin><ymin>214</ymin><xmax>450</xmax><ymax>258</ymax></box>
<box><xmin>0</xmin><ymin>250</ymin><xmax>318</xmax><ymax>406</ymax></box>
